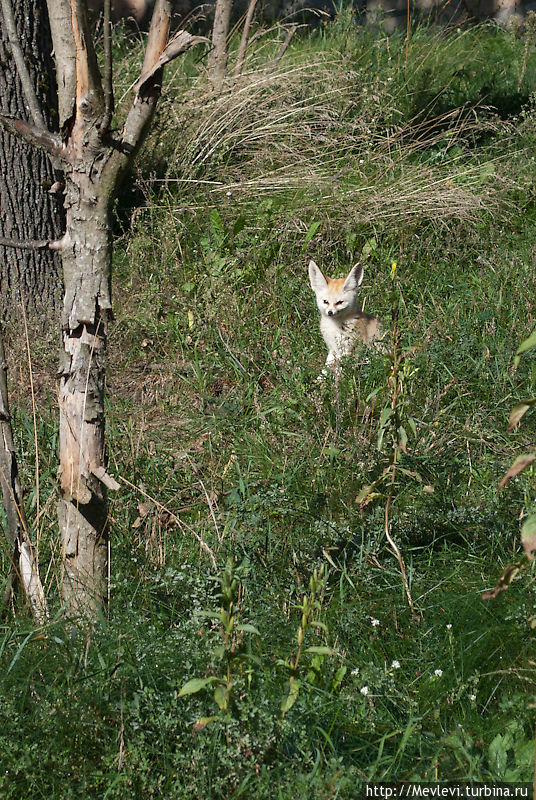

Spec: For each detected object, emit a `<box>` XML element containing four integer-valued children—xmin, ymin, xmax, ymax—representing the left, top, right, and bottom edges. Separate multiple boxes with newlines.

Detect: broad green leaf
<box><xmin>358</xmin><ymin>490</ymin><xmax>381</xmax><ymax>507</ymax></box>
<box><xmin>303</xmin><ymin>221</ymin><xmax>321</xmax><ymax>247</ymax></box>
<box><xmin>214</xmin><ymin>645</ymin><xmax>226</xmax><ymax>661</ymax></box>
<box><xmin>516</xmin><ymin>328</ymin><xmax>536</xmax><ymax>357</ymax></box>
<box><xmin>192</xmin><ymin>716</ymin><xmax>218</xmax><ymax>733</ymax></box>
<box><xmin>196</xmin><ymin>610</ymin><xmax>223</xmax><ymax>621</ymax></box>
<box><xmin>235</xmin><ymin>623</ymin><xmax>260</xmax><ymax>635</ymax></box>
<box><xmin>521</xmin><ymin>514</ymin><xmax>536</xmax><ymax>560</ymax></box>
<box><xmin>305</xmin><ymin>646</ymin><xmax>335</xmax><ymax>656</ymax></box>
<box><xmin>275</xmin><ymin>658</ymin><xmax>291</xmax><ymax>668</ymax></box>
<box><xmin>232</xmin><ymin>215</ymin><xmax>246</xmax><ymax>237</ymax></box>
<box><xmin>333</xmin><ymin>666</ymin><xmax>347</xmax><ymax>687</ymax></box>
<box><xmin>379</xmin><ymin>407</ymin><xmax>393</xmax><ymax>427</ymax></box>
<box><xmin>477</xmin><ymin>161</ymin><xmax>496</xmax><ymax>182</ymax></box>
<box><xmin>361</xmin><ymin>237</ymin><xmax>377</xmax><ymax>255</ymax></box>
<box><xmin>238</xmin><ymin>653</ymin><xmax>263</xmax><ymax>666</ymax></box>
<box><xmin>377</xmin><ymin>426</ymin><xmax>386</xmax><ymax>451</ymax></box>
<box><xmin>488</xmin><ymin>733</ymin><xmax>509</xmax><ymax>776</ymax></box>
<box><xmin>281</xmin><ymin>679</ymin><xmax>301</xmax><ymax>713</ymax></box>
<box><xmin>356</xmin><ymin>484</ymin><xmax>374</xmax><ymax>503</ymax></box>
<box><xmin>399</xmin><ymin>468</ymin><xmax>422</xmax><ymax>482</ymax></box>
<box><xmin>209</xmin><ymin>208</ymin><xmax>224</xmax><ymax>236</ymax></box>
<box><xmin>514</xmin><ymin>328</ymin><xmax>536</xmax><ymax>367</ymax></box>
<box><xmin>309</xmin><ymin>620</ymin><xmax>328</xmax><ymax>631</ymax></box>
<box><xmin>214</xmin><ymin>684</ymin><xmax>230</xmax><ymax>711</ymax></box>
<box><xmin>178</xmin><ymin>677</ymin><xmax>221</xmax><ymax>697</ymax></box>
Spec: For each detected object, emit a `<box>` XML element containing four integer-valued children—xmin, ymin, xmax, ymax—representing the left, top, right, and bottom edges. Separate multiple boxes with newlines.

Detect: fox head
<box><xmin>308</xmin><ymin>260</ymin><xmax>364</xmax><ymax>318</ymax></box>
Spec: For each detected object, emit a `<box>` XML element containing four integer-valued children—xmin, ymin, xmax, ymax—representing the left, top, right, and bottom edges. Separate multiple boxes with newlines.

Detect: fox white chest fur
<box><xmin>308</xmin><ymin>260</ymin><xmax>381</xmax><ymax>371</ymax></box>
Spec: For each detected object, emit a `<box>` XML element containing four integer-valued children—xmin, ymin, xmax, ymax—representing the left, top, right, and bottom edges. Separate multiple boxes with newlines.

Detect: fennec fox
<box><xmin>308</xmin><ymin>260</ymin><xmax>382</xmax><ymax>375</ymax></box>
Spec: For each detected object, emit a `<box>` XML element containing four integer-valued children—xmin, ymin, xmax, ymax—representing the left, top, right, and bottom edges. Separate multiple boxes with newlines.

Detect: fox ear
<box><xmin>308</xmin><ymin>260</ymin><xmax>327</xmax><ymax>292</ymax></box>
<box><xmin>343</xmin><ymin>264</ymin><xmax>364</xmax><ymax>292</ymax></box>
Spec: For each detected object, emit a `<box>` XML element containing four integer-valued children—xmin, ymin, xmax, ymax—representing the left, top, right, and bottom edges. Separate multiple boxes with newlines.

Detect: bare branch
<box><xmin>45</xmin><ymin>0</ymin><xmax>77</xmax><ymax>128</ymax></box>
<box><xmin>0</xmin><ymin>235</ymin><xmax>67</xmax><ymax>251</ymax></box>
<box><xmin>122</xmin><ymin>1</ymin><xmax>206</xmax><ymax>153</ymax></box>
<box><xmin>269</xmin><ymin>24</ymin><xmax>298</xmax><ymax>71</ymax></box>
<box><xmin>141</xmin><ymin>0</ymin><xmax>174</xmax><ymax>79</ymax></box>
<box><xmin>234</xmin><ymin>0</ymin><xmax>259</xmax><ymax>77</ymax></box>
<box><xmin>0</xmin><ymin>114</ymin><xmax>64</xmax><ymax>157</ymax></box>
<box><xmin>133</xmin><ymin>31</ymin><xmax>208</xmax><ymax>95</ymax></box>
<box><xmin>0</xmin><ymin>238</ymin><xmax>51</xmax><ymax>251</ymax></box>
<box><xmin>69</xmin><ymin>0</ymin><xmax>105</xmax><ymax>125</ymax></box>
<box><xmin>0</xmin><ymin>0</ymin><xmax>47</xmax><ymax>129</ymax></box>
<box><xmin>101</xmin><ymin>0</ymin><xmax>115</xmax><ymax>134</ymax></box>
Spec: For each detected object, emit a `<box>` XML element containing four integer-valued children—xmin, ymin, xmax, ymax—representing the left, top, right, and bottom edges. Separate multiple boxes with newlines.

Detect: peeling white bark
<box><xmin>19</xmin><ymin>542</ymin><xmax>49</xmax><ymax>622</ymax></box>
<box><xmin>2</xmin><ymin>0</ymin><xmax>204</xmax><ymax>617</ymax></box>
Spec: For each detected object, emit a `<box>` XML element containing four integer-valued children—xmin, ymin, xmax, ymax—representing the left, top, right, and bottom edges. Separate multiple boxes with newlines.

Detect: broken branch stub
<box><xmin>133</xmin><ymin>32</ymin><xmax>208</xmax><ymax>95</ymax></box>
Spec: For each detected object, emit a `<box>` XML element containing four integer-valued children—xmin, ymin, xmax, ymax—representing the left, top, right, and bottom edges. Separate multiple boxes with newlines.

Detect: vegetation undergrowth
<box><xmin>1</xmin><ymin>12</ymin><xmax>536</xmax><ymax>798</ymax></box>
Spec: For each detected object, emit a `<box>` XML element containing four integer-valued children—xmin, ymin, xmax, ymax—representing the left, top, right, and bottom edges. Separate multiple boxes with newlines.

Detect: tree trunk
<box><xmin>209</xmin><ymin>0</ymin><xmax>233</xmax><ymax>89</ymax></box>
<box><xmin>0</xmin><ymin>0</ymin><xmax>63</xmax><ymax>309</ymax></box>
<box><xmin>57</xmin><ymin>185</ymin><xmax>112</xmax><ymax>616</ymax></box>
<box><xmin>50</xmin><ymin>2</ymin><xmax>203</xmax><ymax>617</ymax></box>
<box><xmin>0</xmin><ymin>0</ymin><xmax>204</xmax><ymax>618</ymax></box>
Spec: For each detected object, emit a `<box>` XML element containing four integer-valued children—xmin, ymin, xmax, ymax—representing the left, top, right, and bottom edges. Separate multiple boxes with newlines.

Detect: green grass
<box><xmin>2</xmin><ymin>14</ymin><xmax>536</xmax><ymax>798</ymax></box>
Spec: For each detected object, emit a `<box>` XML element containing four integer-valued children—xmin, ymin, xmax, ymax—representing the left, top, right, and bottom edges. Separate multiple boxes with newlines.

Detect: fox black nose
<box><xmin>327</xmin><ymin>310</ymin><xmax>334</xmax><ymax>316</ymax></box>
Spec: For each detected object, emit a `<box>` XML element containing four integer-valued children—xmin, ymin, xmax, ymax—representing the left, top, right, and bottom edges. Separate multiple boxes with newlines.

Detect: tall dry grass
<box><xmin>142</xmin><ymin>44</ymin><xmax>514</xmax><ymax>230</ymax></box>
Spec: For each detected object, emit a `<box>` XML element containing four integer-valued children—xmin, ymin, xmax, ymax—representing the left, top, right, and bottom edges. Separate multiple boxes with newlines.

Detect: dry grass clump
<box><xmin>146</xmin><ymin>50</ymin><xmax>510</xmax><ymax>229</ymax></box>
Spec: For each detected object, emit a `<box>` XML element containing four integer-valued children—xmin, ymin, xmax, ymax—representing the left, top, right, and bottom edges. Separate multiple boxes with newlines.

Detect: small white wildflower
<box><xmin>351</xmin><ymin>667</ymin><xmax>360</xmax><ymax>676</ymax></box>
<box><xmin>470</xmin><ymin>694</ymin><xmax>477</xmax><ymax>701</ymax></box>
<box><xmin>446</xmin><ymin>624</ymin><xmax>452</xmax><ymax>630</ymax></box>
<box><xmin>370</xmin><ymin>618</ymin><xmax>380</xmax><ymax>627</ymax></box>
<box><xmin>391</xmin><ymin>660</ymin><xmax>400</xmax><ymax>670</ymax></box>
<box><xmin>226</xmin><ymin>191</ymin><xmax>232</xmax><ymax>197</ymax></box>
<box><xmin>434</xmin><ymin>669</ymin><xmax>443</xmax><ymax>677</ymax></box>
<box><xmin>360</xmin><ymin>686</ymin><xmax>369</xmax><ymax>696</ymax></box>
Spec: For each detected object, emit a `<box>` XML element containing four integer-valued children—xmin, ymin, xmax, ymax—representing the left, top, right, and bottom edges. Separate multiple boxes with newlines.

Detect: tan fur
<box><xmin>308</xmin><ymin>260</ymin><xmax>382</xmax><ymax>375</ymax></box>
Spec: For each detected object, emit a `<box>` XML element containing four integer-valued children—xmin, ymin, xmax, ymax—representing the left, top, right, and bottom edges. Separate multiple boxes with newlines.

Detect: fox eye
<box><xmin>323</xmin><ymin>299</ymin><xmax>328</xmax><ymax>305</ymax></box>
<box><xmin>335</xmin><ymin>300</ymin><xmax>343</xmax><ymax>306</ymax></box>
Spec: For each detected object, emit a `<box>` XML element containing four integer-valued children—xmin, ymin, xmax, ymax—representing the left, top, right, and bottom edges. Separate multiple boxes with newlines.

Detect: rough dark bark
<box><xmin>0</xmin><ymin>0</ymin><xmax>63</xmax><ymax>309</ymax></box>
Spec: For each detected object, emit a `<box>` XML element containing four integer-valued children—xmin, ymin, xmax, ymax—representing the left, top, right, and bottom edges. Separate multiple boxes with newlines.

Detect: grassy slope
<box><xmin>2</xmin><ymin>16</ymin><xmax>536</xmax><ymax>799</ymax></box>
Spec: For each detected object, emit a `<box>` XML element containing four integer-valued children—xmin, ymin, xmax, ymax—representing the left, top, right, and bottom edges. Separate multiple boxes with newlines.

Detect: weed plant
<box><xmin>1</xmin><ymin>12</ymin><xmax>536</xmax><ymax>799</ymax></box>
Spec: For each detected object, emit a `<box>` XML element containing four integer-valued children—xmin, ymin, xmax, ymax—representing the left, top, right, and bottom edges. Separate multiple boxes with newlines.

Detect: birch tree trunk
<box><xmin>1</xmin><ymin>0</ymin><xmax>205</xmax><ymax>617</ymax></box>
